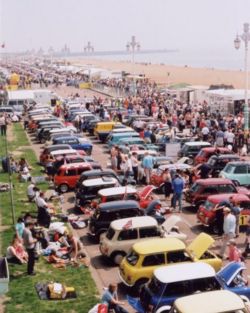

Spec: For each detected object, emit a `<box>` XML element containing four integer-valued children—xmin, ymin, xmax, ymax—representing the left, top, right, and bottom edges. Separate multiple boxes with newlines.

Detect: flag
<box><xmin>123</xmin><ymin>219</ymin><xmax>132</xmax><ymax>230</ymax></box>
<box><xmin>123</xmin><ymin>185</ymin><xmax>128</xmax><ymax>200</ymax></box>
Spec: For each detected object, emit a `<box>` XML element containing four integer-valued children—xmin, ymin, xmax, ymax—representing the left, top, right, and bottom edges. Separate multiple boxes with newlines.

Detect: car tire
<box><xmin>209</xmin><ymin>223</ymin><xmax>219</xmax><ymax>235</ymax></box>
<box><xmin>187</xmin><ymin>157</ymin><xmax>194</xmax><ymax>165</ymax></box>
<box><xmin>59</xmin><ymin>183</ymin><xmax>69</xmax><ymax>193</ymax></box>
<box><xmin>195</xmin><ymin>201</ymin><xmax>205</xmax><ymax>211</ymax></box>
<box><xmin>111</xmin><ymin>252</ymin><xmax>126</xmax><ymax>265</ymax></box>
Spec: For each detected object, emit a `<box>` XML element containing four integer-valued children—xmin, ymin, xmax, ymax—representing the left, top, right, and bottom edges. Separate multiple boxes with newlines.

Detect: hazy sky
<box><xmin>1</xmin><ymin>0</ymin><xmax>250</xmax><ymax>53</ymax></box>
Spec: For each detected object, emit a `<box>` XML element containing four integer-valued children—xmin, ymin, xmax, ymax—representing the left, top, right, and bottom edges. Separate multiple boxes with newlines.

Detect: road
<box><xmin>27</xmin><ymin>85</ymin><xmax>250</xmax><ymax>312</ymax></box>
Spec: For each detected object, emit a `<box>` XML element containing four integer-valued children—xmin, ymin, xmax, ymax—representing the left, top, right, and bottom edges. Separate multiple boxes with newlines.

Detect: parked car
<box><xmin>220</xmin><ymin>161</ymin><xmax>250</xmax><ymax>186</ymax></box>
<box><xmin>75</xmin><ymin>177</ymin><xmax>120</xmax><ymax>208</ymax></box>
<box><xmin>119</xmin><ymin>233</ymin><xmax>222</xmax><ymax>289</ymax></box>
<box><xmin>100</xmin><ymin>215</ymin><xmax>187</xmax><ymax>265</ymax></box>
<box><xmin>197</xmin><ymin>193</ymin><xmax>250</xmax><ymax>233</ymax></box>
<box><xmin>54</xmin><ymin>162</ymin><xmax>92</xmax><ymax>193</ymax></box>
<box><xmin>151</xmin><ymin>164</ymin><xmax>191</xmax><ymax>193</ymax></box>
<box><xmin>184</xmin><ymin>178</ymin><xmax>250</xmax><ymax>209</ymax></box>
<box><xmin>88</xmin><ymin>200</ymin><xmax>143</xmax><ymax>241</ymax></box>
<box><xmin>168</xmin><ymin>290</ymin><xmax>250</xmax><ymax>313</ymax></box>
<box><xmin>94</xmin><ymin>185</ymin><xmax>155</xmax><ymax>209</ymax></box>
<box><xmin>107</xmin><ymin>132</ymin><xmax>140</xmax><ymax>148</ymax></box>
<box><xmin>52</xmin><ymin>154</ymin><xmax>86</xmax><ymax>172</ymax></box>
<box><xmin>194</xmin><ymin>147</ymin><xmax>232</xmax><ymax>165</ymax></box>
<box><xmin>178</xmin><ymin>142</ymin><xmax>212</xmax><ymax>163</ymax></box>
<box><xmin>52</xmin><ymin>135</ymin><xmax>93</xmax><ymax>155</ymax></box>
<box><xmin>39</xmin><ymin>144</ymin><xmax>73</xmax><ymax>164</ymax></box>
<box><xmin>94</xmin><ymin>121</ymin><xmax>124</xmax><ymax>142</ymax></box>
<box><xmin>118</xmin><ymin>138</ymin><xmax>159</xmax><ymax>152</ymax></box>
<box><xmin>128</xmin><ymin>263</ymin><xmax>221</xmax><ymax>313</ymax></box>
<box><xmin>75</xmin><ymin>169</ymin><xmax>136</xmax><ymax>191</ymax></box>
<box><xmin>206</xmin><ymin>154</ymin><xmax>241</xmax><ymax>177</ymax></box>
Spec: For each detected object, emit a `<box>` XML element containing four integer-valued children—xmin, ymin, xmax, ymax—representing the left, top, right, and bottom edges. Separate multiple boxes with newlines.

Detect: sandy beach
<box><xmin>72</xmin><ymin>58</ymin><xmax>247</xmax><ymax>89</ymax></box>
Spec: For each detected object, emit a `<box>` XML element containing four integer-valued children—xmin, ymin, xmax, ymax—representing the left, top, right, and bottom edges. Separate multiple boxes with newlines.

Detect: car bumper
<box><xmin>118</xmin><ymin>269</ymin><xmax>134</xmax><ymax>287</ymax></box>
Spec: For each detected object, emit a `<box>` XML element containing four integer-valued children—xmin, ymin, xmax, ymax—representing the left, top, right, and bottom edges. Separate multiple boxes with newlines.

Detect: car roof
<box><xmin>97</xmin><ymin>121</ymin><xmax>121</xmax><ymax>125</ymax></box>
<box><xmin>133</xmin><ymin>238</ymin><xmax>184</xmax><ymax>255</ymax></box>
<box><xmin>46</xmin><ymin>144</ymin><xmax>71</xmax><ymax>151</ymax></box>
<box><xmin>99</xmin><ymin>200</ymin><xmax>140</xmax><ymax>211</ymax></box>
<box><xmin>58</xmin><ymin>162</ymin><xmax>91</xmax><ymax>170</ymax></box>
<box><xmin>111</xmin><ymin>132</ymin><xmax>138</xmax><ymax>137</ymax></box>
<box><xmin>53</xmin><ymin>135</ymin><xmax>78</xmax><ymax>141</ymax></box>
<box><xmin>119</xmin><ymin>138</ymin><xmax>144</xmax><ymax>142</ymax></box>
<box><xmin>201</xmin><ymin>147</ymin><xmax>230</xmax><ymax>152</ymax></box>
<box><xmin>82</xmin><ymin>177</ymin><xmax>118</xmax><ymax>187</ymax></box>
<box><xmin>81</xmin><ymin>169</ymin><xmax>115</xmax><ymax>177</ymax></box>
<box><xmin>50</xmin><ymin>149</ymin><xmax>77</xmax><ymax>156</ymax></box>
<box><xmin>226</xmin><ymin>161</ymin><xmax>250</xmax><ymax>165</ymax></box>
<box><xmin>195</xmin><ymin>178</ymin><xmax>233</xmax><ymax>185</ymax></box>
<box><xmin>184</xmin><ymin>141</ymin><xmax>211</xmax><ymax>146</ymax></box>
<box><xmin>207</xmin><ymin>193</ymin><xmax>250</xmax><ymax>203</ymax></box>
<box><xmin>98</xmin><ymin>186</ymin><xmax>137</xmax><ymax>197</ymax></box>
<box><xmin>210</xmin><ymin>154</ymin><xmax>239</xmax><ymax>159</ymax></box>
<box><xmin>154</xmin><ymin>263</ymin><xmax>215</xmax><ymax>284</ymax></box>
<box><xmin>110</xmin><ymin>216</ymin><xmax>157</xmax><ymax>231</ymax></box>
<box><xmin>174</xmin><ymin>290</ymin><xmax>245</xmax><ymax>313</ymax></box>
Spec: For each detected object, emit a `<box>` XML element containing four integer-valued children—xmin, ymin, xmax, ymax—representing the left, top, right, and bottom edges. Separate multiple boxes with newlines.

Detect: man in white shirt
<box><xmin>219</xmin><ymin>207</ymin><xmax>236</xmax><ymax>258</ymax></box>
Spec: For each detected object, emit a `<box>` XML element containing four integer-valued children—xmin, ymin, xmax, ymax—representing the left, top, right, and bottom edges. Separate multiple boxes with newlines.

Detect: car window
<box><xmin>218</xmin><ymin>184</ymin><xmax>236</xmax><ymax>193</ymax></box>
<box><xmin>163</xmin><ymin>281</ymin><xmax>190</xmax><ymax>297</ymax></box>
<box><xmin>142</xmin><ymin>253</ymin><xmax>165</xmax><ymax>267</ymax></box>
<box><xmin>118</xmin><ymin>229</ymin><xmax>138</xmax><ymax>241</ymax></box>
<box><xmin>78</xmin><ymin>168</ymin><xmax>89</xmax><ymax>175</ymax></box>
<box><xmin>106</xmin><ymin>195</ymin><xmax>123</xmax><ymax>202</ymax></box>
<box><xmin>139</xmin><ymin>227</ymin><xmax>160</xmax><ymax>238</ymax></box>
<box><xmin>167</xmin><ymin>250</ymin><xmax>192</xmax><ymax>263</ymax></box>
<box><xmin>224</xmin><ymin>164</ymin><xmax>235</xmax><ymax>173</ymax></box>
<box><xmin>192</xmin><ymin>277</ymin><xmax>221</xmax><ymax>293</ymax></box>
<box><xmin>202</xmin><ymin>186</ymin><xmax>218</xmax><ymax>194</ymax></box>
<box><xmin>247</xmin><ymin>165</ymin><xmax>250</xmax><ymax>173</ymax></box>
<box><xmin>65</xmin><ymin>169</ymin><xmax>77</xmax><ymax>176</ymax></box>
<box><xmin>106</xmin><ymin>227</ymin><xmax>115</xmax><ymax>240</ymax></box>
<box><xmin>126</xmin><ymin>251</ymin><xmax>139</xmax><ymax>266</ymax></box>
<box><xmin>234</xmin><ymin>165</ymin><xmax>247</xmax><ymax>174</ymax></box>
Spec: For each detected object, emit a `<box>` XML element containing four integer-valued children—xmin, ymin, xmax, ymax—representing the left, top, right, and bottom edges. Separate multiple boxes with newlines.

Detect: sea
<box><xmin>78</xmin><ymin>48</ymin><xmax>247</xmax><ymax>72</ymax></box>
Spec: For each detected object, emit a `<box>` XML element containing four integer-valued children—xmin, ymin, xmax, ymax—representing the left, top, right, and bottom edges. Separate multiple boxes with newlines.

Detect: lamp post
<box><xmin>84</xmin><ymin>41</ymin><xmax>94</xmax><ymax>53</ymax></box>
<box><xmin>234</xmin><ymin>23</ymin><xmax>250</xmax><ymax>133</ymax></box>
<box><xmin>126</xmin><ymin>36</ymin><xmax>140</xmax><ymax>96</ymax></box>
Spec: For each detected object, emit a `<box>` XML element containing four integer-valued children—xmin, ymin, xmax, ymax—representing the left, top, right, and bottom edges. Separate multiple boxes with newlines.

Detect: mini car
<box><xmin>197</xmin><ymin>193</ymin><xmax>250</xmax><ymax>233</ymax></box>
<box><xmin>220</xmin><ymin>161</ymin><xmax>250</xmax><ymax>186</ymax></box>
<box><xmin>194</xmin><ymin>147</ymin><xmax>232</xmax><ymax>165</ymax></box>
<box><xmin>119</xmin><ymin>232</ymin><xmax>222</xmax><ymax>289</ymax></box>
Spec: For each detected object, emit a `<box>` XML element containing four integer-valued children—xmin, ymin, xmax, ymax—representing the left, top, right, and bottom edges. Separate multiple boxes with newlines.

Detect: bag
<box><xmin>88</xmin><ymin>303</ymin><xmax>108</xmax><ymax>313</ymax></box>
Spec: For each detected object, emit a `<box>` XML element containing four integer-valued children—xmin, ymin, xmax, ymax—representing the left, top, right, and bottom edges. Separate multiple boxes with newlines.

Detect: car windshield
<box><xmin>126</xmin><ymin>250</ymin><xmax>139</xmax><ymax>266</ymax></box>
<box><xmin>106</xmin><ymin>227</ymin><xmax>115</xmax><ymax>240</ymax></box>
<box><xmin>196</xmin><ymin>150</ymin><xmax>206</xmax><ymax>157</ymax></box>
<box><xmin>148</xmin><ymin>277</ymin><xmax>163</xmax><ymax>294</ymax></box>
<box><xmin>190</xmin><ymin>182</ymin><xmax>201</xmax><ymax>193</ymax></box>
<box><xmin>204</xmin><ymin>201</ymin><xmax>214</xmax><ymax>211</ymax></box>
<box><xmin>224</xmin><ymin>164</ymin><xmax>235</xmax><ymax>173</ymax></box>
<box><xmin>208</xmin><ymin>157</ymin><xmax>216</xmax><ymax>166</ymax></box>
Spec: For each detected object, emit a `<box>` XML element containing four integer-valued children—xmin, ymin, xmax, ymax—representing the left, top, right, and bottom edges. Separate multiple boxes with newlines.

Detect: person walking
<box><xmin>227</xmin><ymin>239</ymin><xmax>242</xmax><ymax>262</ymax></box>
<box><xmin>22</xmin><ymin>222</ymin><xmax>37</xmax><ymax>275</ymax></box>
<box><xmin>162</xmin><ymin>168</ymin><xmax>172</xmax><ymax>200</ymax></box>
<box><xmin>0</xmin><ymin>114</ymin><xmax>7</xmax><ymax>136</ymax></box>
<box><xmin>131</xmin><ymin>152</ymin><xmax>139</xmax><ymax>183</ymax></box>
<box><xmin>142</xmin><ymin>152</ymin><xmax>154</xmax><ymax>185</ymax></box>
<box><xmin>172</xmin><ymin>173</ymin><xmax>184</xmax><ymax>213</ymax></box>
<box><xmin>101</xmin><ymin>283</ymin><xmax>129</xmax><ymax>313</ymax></box>
<box><xmin>219</xmin><ymin>207</ymin><xmax>236</xmax><ymax>259</ymax></box>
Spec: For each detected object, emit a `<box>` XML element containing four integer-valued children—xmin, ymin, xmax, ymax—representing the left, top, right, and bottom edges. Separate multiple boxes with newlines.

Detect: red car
<box><xmin>54</xmin><ymin>162</ymin><xmax>92</xmax><ymax>193</ymax></box>
<box><xmin>184</xmin><ymin>178</ymin><xmax>250</xmax><ymax>209</ymax></box>
<box><xmin>194</xmin><ymin>147</ymin><xmax>231</xmax><ymax>165</ymax></box>
<box><xmin>197</xmin><ymin>193</ymin><xmax>250</xmax><ymax>233</ymax></box>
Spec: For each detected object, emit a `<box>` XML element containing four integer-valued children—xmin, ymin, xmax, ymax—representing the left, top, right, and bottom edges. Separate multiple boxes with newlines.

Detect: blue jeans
<box><xmin>173</xmin><ymin>192</ymin><xmax>182</xmax><ymax>211</ymax></box>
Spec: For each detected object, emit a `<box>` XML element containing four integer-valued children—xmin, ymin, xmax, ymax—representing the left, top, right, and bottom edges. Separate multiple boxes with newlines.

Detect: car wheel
<box><xmin>133</xmin><ymin>278</ymin><xmax>149</xmax><ymax>295</ymax></box>
<box><xmin>112</xmin><ymin>252</ymin><xmax>126</xmax><ymax>265</ymax></box>
<box><xmin>210</xmin><ymin>223</ymin><xmax>220</xmax><ymax>235</ymax></box>
<box><xmin>187</xmin><ymin>157</ymin><xmax>194</xmax><ymax>165</ymax></box>
<box><xmin>97</xmin><ymin>230</ymin><xmax>107</xmax><ymax>243</ymax></box>
<box><xmin>195</xmin><ymin>201</ymin><xmax>205</xmax><ymax>211</ymax></box>
<box><xmin>59</xmin><ymin>183</ymin><xmax>69</xmax><ymax>193</ymax></box>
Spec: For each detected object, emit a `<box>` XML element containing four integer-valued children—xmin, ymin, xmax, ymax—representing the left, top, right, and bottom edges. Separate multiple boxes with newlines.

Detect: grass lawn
<box><xmin>0</xmin><ymin>123</ymin><xmax>98</xmax><ymax>313</ymax></box>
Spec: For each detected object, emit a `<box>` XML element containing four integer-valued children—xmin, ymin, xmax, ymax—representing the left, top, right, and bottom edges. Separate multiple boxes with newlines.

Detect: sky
<box><xmin>0</xmin><ymin>0</ymin><xmax>250</xmax><ymax>53</ymax></box>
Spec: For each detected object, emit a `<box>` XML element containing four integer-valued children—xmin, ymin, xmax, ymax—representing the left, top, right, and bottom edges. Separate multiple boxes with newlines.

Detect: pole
<box><xmin>4</xmin><ymin>131</ymin><xmax>15</xmax><ymax>225</ymax></box>
<box><xmin>244</xmin><ymin>38</ymin><xmax>249</xmax><ymax>132</ymax></box>
<box><xmin>132</xmin><ymin>46</ymin><xmax>135</xmax><ymax>96</ymax></box>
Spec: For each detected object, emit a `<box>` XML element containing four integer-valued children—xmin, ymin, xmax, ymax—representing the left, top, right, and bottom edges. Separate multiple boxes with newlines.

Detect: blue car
<box><xmin>128</xmin><ymin>262</ymin><xmax>249</xmax><ymax>313</ymax></box>
<box><xmin>52</xmin><ymin>136</ymin><xmax>93</xmax><ymax>155</ymax></box>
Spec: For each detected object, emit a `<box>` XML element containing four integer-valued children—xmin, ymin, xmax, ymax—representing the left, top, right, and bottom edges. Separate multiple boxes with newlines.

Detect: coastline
<box><xmin>70</xmin><ymin>58</ymin><xmax>246</xmax><ymax>89</ymax></box>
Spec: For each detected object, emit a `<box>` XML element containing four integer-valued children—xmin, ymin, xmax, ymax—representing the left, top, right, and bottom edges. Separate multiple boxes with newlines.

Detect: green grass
<box><xmin>0</xmin><ymin>123</ymin><xmax>98</xmax><ymax>313</ymax></box>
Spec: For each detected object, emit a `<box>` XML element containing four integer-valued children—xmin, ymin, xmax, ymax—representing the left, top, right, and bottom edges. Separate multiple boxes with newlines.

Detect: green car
<box><xmin>220</xmin><ymin>161</ymin><xmax>250</xmax><ymax>186</ymax></box>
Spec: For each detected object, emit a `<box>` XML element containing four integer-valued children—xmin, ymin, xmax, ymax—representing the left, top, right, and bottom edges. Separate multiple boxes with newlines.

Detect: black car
<box><xmin>76</xmin><ymin>169</ymin><xmax>136</xmax><ymax>190</ymax></box>
<box><xmin>88</xmin><ymin>200</ymin><xmax>143</xmax><ymax>241</ymax></box>
<box><xmin>207</xmin><ymin>154</ymin><xmax>241</xmax><ymax>177</ymax></box>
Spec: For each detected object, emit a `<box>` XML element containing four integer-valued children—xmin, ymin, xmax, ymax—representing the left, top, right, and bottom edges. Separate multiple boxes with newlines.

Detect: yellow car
<box><xmin>118</xmin><ymin>232</ymin><xmax>222</xmax><ymax>289</ymax></box>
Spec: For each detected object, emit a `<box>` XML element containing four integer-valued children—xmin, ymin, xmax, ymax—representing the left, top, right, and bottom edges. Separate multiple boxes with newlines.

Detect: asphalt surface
<box><xmin>27</xmin><ymin>85</ymin><xmax>250</xmax><ymax>313</ymax></box>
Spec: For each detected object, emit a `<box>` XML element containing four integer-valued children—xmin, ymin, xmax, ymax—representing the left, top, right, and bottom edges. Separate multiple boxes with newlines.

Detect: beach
<box><xmin>72</xmin><ymin>58</ymin><xmax>247</xmax><ymax>89</ymax></box>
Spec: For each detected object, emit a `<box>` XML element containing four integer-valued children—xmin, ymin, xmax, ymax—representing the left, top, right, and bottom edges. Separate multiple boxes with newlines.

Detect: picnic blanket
<box><xmin>35</xmin><ymin>282</ymin><xmax>77</xmax><ymax>300</ymax></box>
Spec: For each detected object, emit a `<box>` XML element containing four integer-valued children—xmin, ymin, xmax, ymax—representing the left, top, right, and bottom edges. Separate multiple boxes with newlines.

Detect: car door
<box><xmin>116</xmin><ymin>228</ymin><xmax>138</xmax><ymax>254</ymax></box>
<box><xmin>141</xmin><ymin>253</ymin><xmax>166</xmax><ymax>279</ymax></box>
<box><xmin>64</xmin><ymin>168</ymin><xmax>77</xmax><ymax>188</ymax></box>
<box><xmin>232</xmin><ymin>164</ymin><xmax>248</xmax><ymax>185</ymax></box>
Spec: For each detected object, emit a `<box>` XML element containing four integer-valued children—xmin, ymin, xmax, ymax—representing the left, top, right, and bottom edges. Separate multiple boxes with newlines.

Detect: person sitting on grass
<box><xmin>6</xmin><ymin>236</ymin><xmax>28</xmax><ymax>264</ymax></box>
<box><xmin>48</xmin><ymin>249</ymin><xmax>69</xmax><ymax>266</ymax></box>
